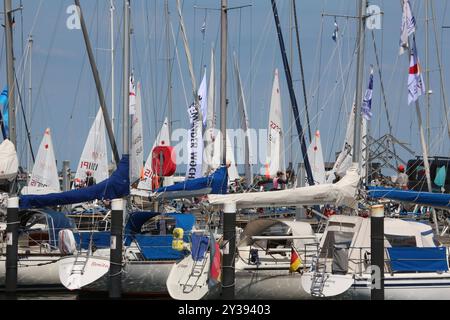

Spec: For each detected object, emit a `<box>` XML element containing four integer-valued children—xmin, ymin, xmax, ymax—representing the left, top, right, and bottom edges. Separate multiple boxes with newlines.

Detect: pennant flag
<box><xmin>332</xmin><ymin>19</ymin><xmax>339</xmax><ymax>42</ymax></box>
<box><xmin>208</xmin><ymin>233</ymin><xmax>221</xmax><ymax>288</ymax></box>
<box><xmin>362</xmin><ymin>67</ymin><xmax>374</xmax><ymax>121</ymax></box>
<box><xmin>408</xmin><ymin>38</ymin><xmax>425</xmax><ymax>105</ymax></box>
<box><xmin>289</xmin><ymin>246</ymin><xmax>302</xmax><ymax>273</ymax></box>
<box><xmin>399</xmin><ymin>0</ymin><xmax>416</xmax><ymax>55</ymax></box>
<box><xmin>0</xmin><ymin>88</ymin><xmax>9</xmax><ymax>139</ymax></box>
<box><xmin>434</xmin><ymin>166</ymin><xmax>447</xmax><ymax>188</ymax></box>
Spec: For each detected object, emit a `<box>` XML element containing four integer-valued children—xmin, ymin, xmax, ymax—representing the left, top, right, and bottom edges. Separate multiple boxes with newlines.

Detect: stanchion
<box><xmin>5</xmin><ymin>196</ymin><xmax>19</xmax><ymax>298</ymax></box>
<box><xmin>371</xmin><ymin>204</ymin><xmax>384</xmax><ymax>300</ymax></box>
<box><xmin>109</xmin><ymin>198</ymin><xmax>123</xmax><ymax>299</ymax></box>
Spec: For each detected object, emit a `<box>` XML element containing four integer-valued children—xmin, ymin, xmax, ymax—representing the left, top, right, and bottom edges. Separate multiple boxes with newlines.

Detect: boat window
<box><xmin>385</xmin><ymin>234</ymin><xmax>417</xmax><ymax>247</ymax></box>
<box><xmin>320</xmin><ymin>231</ymin><xmax>354</xmax><ymax>259</ymax></box>
<box><xmin>327</xmin><ymin>222</ymin><xmax>355</xmax><ymax>229</ymax></box>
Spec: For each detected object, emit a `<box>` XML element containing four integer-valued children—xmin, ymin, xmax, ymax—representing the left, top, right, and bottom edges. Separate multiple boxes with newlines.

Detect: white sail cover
<box><xmin>73</xmin><ymin>109</ymin><xmax>109</xmax><ymax>188</ymax></box>
<box><xmin>130</xmin><ymin>80</ymin><xmax>144</xmax><ymax>184</ymax></box>
<box><xmin>0</xmin><ymin>139</ymin><xmax>18</xmax><ymax>181</ymax></box>
<box><xmin>25</xmin><ymin>128</ymin><xmax>60</xmax><ymax>194</ymax></box>
<box><xmin>203</xmin><ymin>49</ymin><xmax>216</xmax><ymax>176</ymax></box>
<box><xmin>137</xmin><ymin>118</ymin><xmax>170</xmax><ymax>190</ymax></box>
<box><xmin>211</xmin><ymin>130</ymin><xmax>239</xmax><ymax>182</ymax></box>
<box><xmin>209</xmin><ymin>164</ymin><xmax>360</xmax><ymax>209</ymax></box>
<box><xmin>307</xmin><ymin>130</ymin><xmax>326</xmax><ymax>185</ymax></box>
<box><xmin>264</xmin><ymin>69</ymin><xmax>285</xmax><ymax>177</ymax></box>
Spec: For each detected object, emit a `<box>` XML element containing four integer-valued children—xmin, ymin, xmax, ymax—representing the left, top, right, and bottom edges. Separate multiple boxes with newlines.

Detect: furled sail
<box><xmin>307</xmin><ymin>130</ymin><xmax>326</xmax><ymax>185</ymax></box>
<box><xmin>130</xmin><ymin>79</ymin><xmax>144</xmax><ymax>184</ymax></box>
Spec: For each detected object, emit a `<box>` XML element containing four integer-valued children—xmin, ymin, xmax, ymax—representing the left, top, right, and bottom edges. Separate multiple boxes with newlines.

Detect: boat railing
<box><xmin>305</xmin><ymin>245</ymin><xmax>450</xmax><ymax>276</ymax></box>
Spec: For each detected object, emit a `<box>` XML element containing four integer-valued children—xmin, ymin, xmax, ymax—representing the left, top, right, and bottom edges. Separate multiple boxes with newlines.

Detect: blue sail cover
<box><xmin>388</xmin><ymin>247</ymin><xmax>448</xmax><ymax>272</ymax></box>
<box><xmin>368</xmin><ymin>186</ymin><xmax>450</xmax><ymax>209</ymax></box>
<box><xmin>154</xmin><ymin>166</ymin><xmax>228</xmax><ymax>195</ymax></box>
<box><xmin>19</xmin><ymin>156</ymin><xmax>130</xmax><ymax>209</ymax></box>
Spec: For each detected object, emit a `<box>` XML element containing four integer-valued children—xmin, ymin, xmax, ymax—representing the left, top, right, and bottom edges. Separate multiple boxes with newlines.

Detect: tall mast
<box><xmin>122</xmin><ymin>1</ymin><xmax>130</xmax><ymax>157</ymax></box>
<box><xmin>352</xmin><ymin>0</ymin><xmax>366</xmax><ymax>165</ymax></box>
<box><xmin>425</xmin><ymin>0</ymin><xmax>430</xmax><ymax>147</ymax></box>
<box><xmin>110</xmin><ymin>0</ymin><xmax>116</xmax><ymax>144</ymax></box>
<box><xmin>74</xmin><ymin>0</ymin><xmax>120</xmax><ymax>164</ymax></box>
<box><xmin>220</xmin><ymin>0</ymin><xmax>228</xmax><ymax>167</ymax></box>
<box><xmin>5</xmin><ymin>0</ymin><xmax>16</xmax><ymax>148</ymax></box>
<box><xmin>271</xmin><ymin>0</ymin><xmax>315</xmax><ymax>186</ymax></box>
<box><xmin>27</xmin><ymin>36</ymin><xmax>33</xmax><ymax>184</ymax></box>
<box><xmin>165</xmin><ymin>0</ymin><xmax>172</xmax><ymax>135</ymax></box>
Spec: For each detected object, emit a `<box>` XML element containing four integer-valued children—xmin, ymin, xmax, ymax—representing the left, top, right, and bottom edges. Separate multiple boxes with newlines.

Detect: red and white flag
<box><xmin>408</xmin><ymin>38</ymin><xmax>425</xmax><ymax>105</ymax></box>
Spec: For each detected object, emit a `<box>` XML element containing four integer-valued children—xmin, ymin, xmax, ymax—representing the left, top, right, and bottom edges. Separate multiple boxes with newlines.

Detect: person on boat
<box><xmin>394</xmin><ymin>165</ymin><xmax>409</xmax><ymax>190</ymax></box>
<box><xmin>272</xmin><ymin>171</ymin><xmax>287</xmax><ymax>191</ymax></box>
<box><xmin>85</xmin><ymin>171</ymin><xmax>96</xmax><ymax>187</ymax></box>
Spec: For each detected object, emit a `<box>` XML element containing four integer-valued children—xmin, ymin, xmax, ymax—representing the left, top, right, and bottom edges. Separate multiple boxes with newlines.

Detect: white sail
<box><xmin>73</xmin><ymin>109</ymin><xmax>109</xmax><ymax>188</ymax></box>
<box><xmin>130</xmin><ymin>80</ymin><xmax>144</xmax><ymax>184</ymax></box>
<box><xmin>211</xmin><ymin>130</ymin><xmax>239</xmax><ymax>182</ymax></box>
<box><xmin>24</xmin><ymin>128</ymin><xmax>60</xmax><ymax>194</ymax></box>
<box><xmin>234</xmin><ymin>53</ymin><xmax>253</xmax><ymax>185</ymax></box>
<box><xmin>307</xmin><ymin>130</ymin><xmax>326</xmax><ymax>185</ymax></box>
<box><xmin>332</xmin><ymin>102</ymin><xmax>356</xmax><ymax>178</ymax></box>
<box><xmin>137</xmin><ymin>118</ymin><xmax>170</xmax><ymax>190</ymax></box>
<box><xmin>186</xmin><ymin>101</ymin><xmax>204</xmax><ymax>180</ymax></box>
<box><xmin>264</xmin><ymin>69</ymin><xmax>285</xmax><ymax>177</ymax></box>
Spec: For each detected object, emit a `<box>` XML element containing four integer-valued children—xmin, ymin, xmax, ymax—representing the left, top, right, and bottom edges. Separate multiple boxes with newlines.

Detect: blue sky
<box><xmin>3</xmin><ymin>0</ymin><xmax>450</xmax><ymax>174</ymax></box>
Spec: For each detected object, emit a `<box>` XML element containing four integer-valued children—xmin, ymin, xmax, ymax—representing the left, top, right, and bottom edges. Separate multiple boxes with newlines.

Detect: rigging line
<box><xmin>370</xmin><ymin>29</ymin><xmax>398</xmax><ymax>165</ymax></box>
<box><xmin>430</xmin><ymin>0</ymin><xmax>450</xmax><ymax>140</ymax></box>
<box><xmin>292</xmin><ymin>0</ymin><xmax>312</xmax><ymax>143</ymax></box>
<box><xmin>29</xmin><ymin>0</ymin><xmax>65</xmax><ymax>122</ymax></box>
<box><xmin>316</xmin><ymin>4</ymin><xmax>325</xmax><ymax>118</ymax></box>
<box><xmin>14</xmin><ymin>69</ymin><xmax>34</xmax><ymax>162</ymax></box>
<box><xmin>170</xmin><ymin>18</ymin><xmax>189</xmax><ymax>109</ymax></box>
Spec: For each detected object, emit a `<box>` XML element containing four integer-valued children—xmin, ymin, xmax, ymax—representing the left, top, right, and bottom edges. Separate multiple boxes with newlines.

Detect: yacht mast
<box><xmin>74</xmin><ymin>0</ymin><xmax>120</xmax><ymax>165</ymax></box>
<box><xmin>110</xmin><ymin>0</ymin><xmax>116</xmax><ymax>147</ymax></box>
<box><xmin>5</xmin><ymin>0</ymin><xmax>15</xmax><ymax>148</ymax></box>
<box><xmin>352</xmin><ymin>0</ymin><xmax>366</xmax><ymax>166</ymax></box>
<box><xmin>165</xmin><ymin>0</ymin><xmax>173</xmax><ymax>135</ymax></box>
<box><xmin>271</xmin><ymin>0</ymin><xmax>315</xmax><ymax>186</ymax></box>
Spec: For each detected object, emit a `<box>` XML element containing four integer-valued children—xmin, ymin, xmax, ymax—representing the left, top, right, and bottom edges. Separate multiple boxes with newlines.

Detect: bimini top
<box><xmin>368</xmin><ymin>186</ymin><xmax>450</xmax><ymax>210</ymax></box>
<box><xmin>19</xmin><ymin>155</ymin><xmax>130</xmax><ymax>209</ymax></box>
<box><xmin>208</xmin><ymin>164</ymin><xmax>360</xmax><ymax>209</ymax></box>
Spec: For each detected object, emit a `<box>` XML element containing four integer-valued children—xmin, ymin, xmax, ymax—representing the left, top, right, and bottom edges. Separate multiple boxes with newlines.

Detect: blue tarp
<box><xmin>125</xmin><ymin>211</ymin><xmax>160</xmax><ymax>235</ymax></box>
<box><xmin>191</xmin><ymin>233</ymin><xmax>209</xmax><ymax>261</ymax></box>
<box><xmin>169</xmin><ymin>213</ymin><xmax>195</xmax><ymax>232</ymax></box>
<box><xmin>135</xmin><ymin>235</ymin><xmax>185</xmax><ymax>260</ymax></box>
<box><xmin>154</xmin><ymin>166</ymin><xmax>228</xmax><ymax>195</ymax></box>
<box><xmin>20</xmin><ymin>156</ymin><xmax>130</xmax><ymax>209</ymax></box>
<box><xmin>74</xmin><ymin>231</ymin><xmax>112</xmax><ymax>250</ymax></box>
<box><xmin>368</xmin><ymin>186</ymin><xmax>450</xmax><ymax>209</ymax></box>
<box><xmin>388</xmin><ymin>247</ymin><xmax>449</xmax><ymax>272</ymax></box>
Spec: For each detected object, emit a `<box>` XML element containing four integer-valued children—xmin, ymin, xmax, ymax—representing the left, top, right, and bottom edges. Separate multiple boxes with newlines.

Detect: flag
<box><xmin>399</xmin><ymin>0</ymin><xmax>416</xmax><ymax>55</ymax></box>
<box><xmin>198</xmin><ymin>71</ymin><xmax>208</xmax><ymax>127</ymax></box>
<box><xmin>408</xmin><ymin>38</ymin><xmax>425</xmax><ymax>105</ymax></box>
<box><xmin>332</xmin><ymin>19</ymin><xmax>338</xmax><ymax>42</ymax></box>
<box><xmin>208</xmin><ymin>232</ymin><xmax>221</xmax><ymax>288</ymax></box>
<box><xmin>289</xmin><ymin>246</ymin><xmax>302</xmax><ymax>273</ymax></box>
<box><xmin>0</xmin><ymin>88</ymin><xmax>9</xmax><ymax>139</ymax></box>
<box><xmin>362</xmin><ymin>68</ymin><xmax>374</xmax><ymax>121</ymax></box>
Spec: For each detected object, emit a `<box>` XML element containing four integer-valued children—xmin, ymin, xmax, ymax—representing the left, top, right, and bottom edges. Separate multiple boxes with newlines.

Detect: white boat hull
<box><xmin>166</xmin><ymin>254</ymin><xmax>211</xmax><ymax>300</ymax></box>
<box><xmin>302</xmin><ymin>272</ymin><xmax>450</xmax><ymax>300</ymax></box>
<box><xmin>82</xmin><ymin>260</ymin><xmax>175</xmax><ymax>296</ymax></box>
<box><xmin>0</xmin><ymin>255</ymin><xmax>63</xmax><ymax>290</ymax></box>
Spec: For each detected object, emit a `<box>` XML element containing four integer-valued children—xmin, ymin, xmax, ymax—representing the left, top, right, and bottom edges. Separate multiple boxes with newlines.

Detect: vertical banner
<box><xmin>186</xmin><ymin>103</ymin><xmax>204</xmax><ymax>179</ymax></box>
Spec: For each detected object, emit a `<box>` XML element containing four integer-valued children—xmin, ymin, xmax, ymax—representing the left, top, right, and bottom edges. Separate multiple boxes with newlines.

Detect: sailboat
<box><xmin>21</xmin><ymin>128</ymin><xmax>60</xmax><ymax>195</ymax></box>
<box><xmin>73</xmin><ymin>109</ymin><xmax>109</xmax><ymax>189</ymax></box>
<box><xmin>264</xmin><ymin>69</ymin><xmax>285</xmax><ymax>178</ymax></box>
<box><xmin>307</xmin><ymin>130</ymin><xmax>326</xmax><ymax>185</ymax></box>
